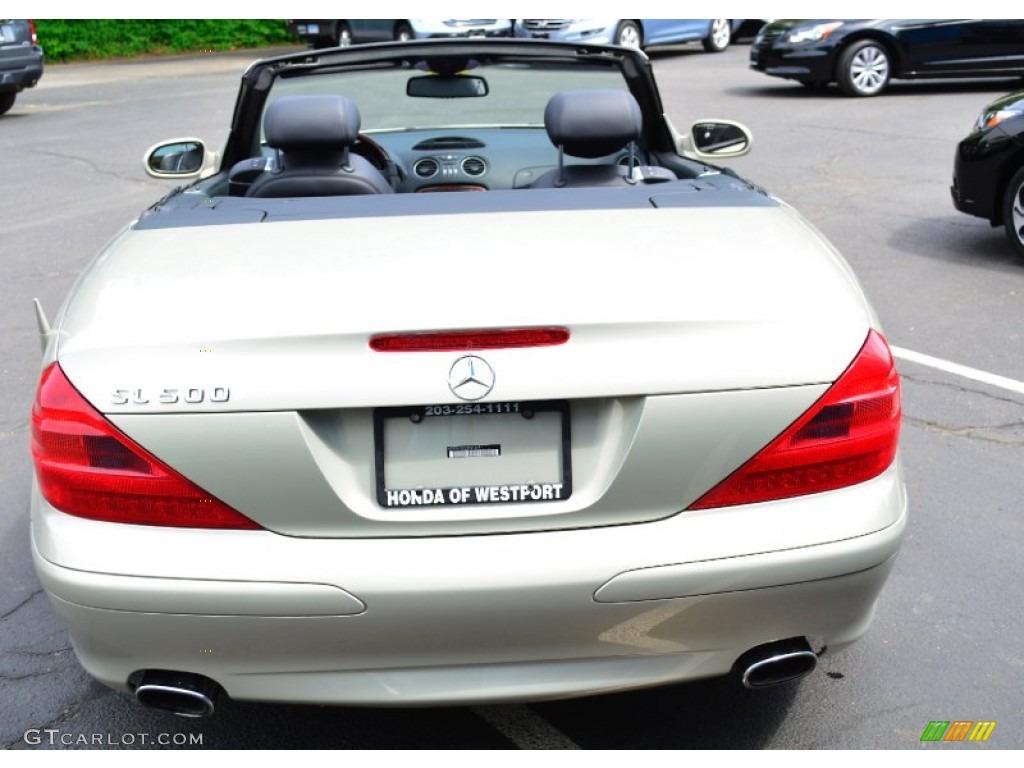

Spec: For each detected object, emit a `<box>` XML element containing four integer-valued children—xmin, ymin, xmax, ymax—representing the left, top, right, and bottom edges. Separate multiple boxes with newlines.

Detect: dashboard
<box><xmin>366</xmin><ymin>127</ymin><xmax>566</xmax><ymax>191</ymax></box>
<box><xmin>228</xmin><ymin>126</ymin><xmax>698</xmax><ymax>197</ymax></box>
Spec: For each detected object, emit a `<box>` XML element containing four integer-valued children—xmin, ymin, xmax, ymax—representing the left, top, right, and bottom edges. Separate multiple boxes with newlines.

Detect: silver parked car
<box><xmin>514</xmin><ymin>19</ymin><xmax>744</xmax><ymax>52</ymax></box>
<box><xmin>30</xmin><ymin>39</ymin><xmax>906</xmax><ymax>717</ymax></box>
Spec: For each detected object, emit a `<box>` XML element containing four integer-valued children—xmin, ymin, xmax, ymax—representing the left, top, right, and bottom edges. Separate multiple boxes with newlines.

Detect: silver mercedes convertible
<box><xmin>30</xmin><ymin>40</ymin><xmax>906</xmax><ymax>717</ymax></box>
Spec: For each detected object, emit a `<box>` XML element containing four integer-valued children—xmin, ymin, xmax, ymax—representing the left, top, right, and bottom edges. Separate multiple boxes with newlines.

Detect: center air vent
<box><xmin>461</xmin><ymin>156</ymin><xmax>487</xmax><ymax>177</ymax></box>
<box><xmin>412</xmin><ymin>136</ymin><xmax>486</xmax><ymax>151</ymax></box>
<box><xmin>413</xmin><ymin>157</ymin><xmax>440</xmax><ymax>179</ymax></box>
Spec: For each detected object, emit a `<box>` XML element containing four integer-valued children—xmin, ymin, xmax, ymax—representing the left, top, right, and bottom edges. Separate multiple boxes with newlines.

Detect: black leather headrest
<box><xmin>263</xmin><ymin>94</ymin><xmax>362</xmax><ymax>151</ymax></box>
<box><xmin>544</xmin><ymin>90</ymin><xmax>642</xmax><ymax>158</ymax></box>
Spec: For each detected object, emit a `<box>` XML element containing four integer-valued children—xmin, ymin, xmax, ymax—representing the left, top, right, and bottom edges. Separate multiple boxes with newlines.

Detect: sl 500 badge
<box><xmin>111</xmin><ymin>387</ymin><xmax>230</xmax><ymax>405</ymax></box>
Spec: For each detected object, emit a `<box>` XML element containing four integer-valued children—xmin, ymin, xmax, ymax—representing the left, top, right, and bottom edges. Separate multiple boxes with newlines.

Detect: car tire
<box><xmin>336</xmin><ymin>22</ymin><xmax>352</xmax><ymax>47</ymax></box>
<box><xmin>0</xmin><ymin>92</ymin><xmax>16</xmax><ymax>116</ymax></box>
<box><xmin>615</xmin><ymin>21</ymin><xmax>643</xmax><ymax>50</ymax></box>
<box><xmin>1002</xmin><ymin>166</ymin><xmax>1024</xmax><ymax>258</ymax></box>
<box><xmin>837</xmin><ymin>40</ymin><xmax>891</xmax><ymax>97</ymax></box>
<box><xmin>394</xmin><ymin>22</ymin><xmax>413</xmax><ymax>42</ymax></box>
<box><xmin>702</xmin><ymin>19</ymin><xmax>732</xmax><ymax>52</ymax></box>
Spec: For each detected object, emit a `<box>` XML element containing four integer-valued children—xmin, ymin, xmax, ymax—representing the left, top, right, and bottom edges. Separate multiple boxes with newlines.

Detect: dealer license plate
<box><xmin>374</xmin><ymin>400</ymin><xmax>571</xmax><ymax>508</ymax></box>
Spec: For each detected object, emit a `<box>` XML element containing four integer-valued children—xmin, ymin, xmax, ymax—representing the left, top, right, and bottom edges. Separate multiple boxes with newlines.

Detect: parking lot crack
<box><xmin>0</xmin><ymin>667</ymin><xmax>64</xmax><ymax>683</ymax></box>
<box><xmin>14</xmin><ymin>695</ymin><xmax>94</xmax><ymax>743</ymax></box>
<box><xmin>903</xmin><ymin>415</ymin><xmax>1024</xmax><ymax>445</ymax></box>
<box><xmin>5</xmin><ymin>646</ymin><xmax>73</xmax><ymax>658</ymax></box>
<box><xmin>901</xmin><ymin>372</ymin><xmax>1024</xmax><ymax>408</ymax></box>
<box><xmin>0</xmin><ymin>590</ymin><xmax>43</xmax><ymax>622</ymax></box>
<box><xmin>11</xmin><ymin>268</ymin><xmax>83</xmax><ymax>284</ymax></box>
<box><xmin>0</xmin><ymin>424</ymin><xmax>30</xmax><ymax>440</ymax></box>
<box><xmin>23</xmin><ymin>148</ymin><xmax>158</xmax><ymax>188</ymax></box>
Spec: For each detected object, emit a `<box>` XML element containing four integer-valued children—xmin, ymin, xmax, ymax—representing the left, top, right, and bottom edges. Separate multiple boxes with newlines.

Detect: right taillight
<box><xmin>31</xmin><ymin>363</ymin><xmax>261</xmax><ymax>530</ymax></box>
<box><xmin>28</xmin><ymin>19</ymin><xmax>37</xmax><ymax>45</ymax></box>
<box><xmin>689</xmin><ymin>329</ymin><xmax>901</xmax><ymax>509</ymax></box>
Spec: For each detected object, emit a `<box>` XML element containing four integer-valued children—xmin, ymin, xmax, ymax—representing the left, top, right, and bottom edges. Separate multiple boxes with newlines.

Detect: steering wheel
<box><xmin>353</xmin><ymin>133</ymin><xmax>401</xmax><ymax>189</ymax></box>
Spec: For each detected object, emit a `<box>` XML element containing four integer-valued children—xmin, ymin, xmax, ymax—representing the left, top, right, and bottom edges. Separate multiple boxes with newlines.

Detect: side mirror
<box><xmin>144</xmin><ymin>138</ymin><xmax>219</xmax><ymax>180</ymax></box>
<box><xmin>675</xmin><ymin>119</ymin><xmax>753</xmax><ymax>161</ymax></box>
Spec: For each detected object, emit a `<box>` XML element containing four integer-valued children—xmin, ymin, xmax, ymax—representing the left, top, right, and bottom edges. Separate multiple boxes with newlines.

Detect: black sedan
<box><xmin>751</xmin><ymin>19</ymin><xmax>1024</xmax><ymax>96</ymax></box>
<box><xmin>952</xmin><ymin>90</ymin><xmax>1024</xmax><ymax>257</ymax></box>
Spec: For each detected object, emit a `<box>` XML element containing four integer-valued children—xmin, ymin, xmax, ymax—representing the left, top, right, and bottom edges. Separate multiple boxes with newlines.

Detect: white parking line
<box><xmin>472</xmin><ymin>705</ymin><xmax>580</xmax><ymax>750</ymax></box>
<box><xmin>891</xmin><ymin>346</ymin><xmax>1024</xmax><ymax>397</ymax></box>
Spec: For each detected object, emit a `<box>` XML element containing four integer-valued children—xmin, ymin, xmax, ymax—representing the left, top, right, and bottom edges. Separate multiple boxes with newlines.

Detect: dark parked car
<box><xmin>751</xmin><ymin>19</ymin><xmax>1024</xmax><ymax>96</ymax></box>
<box><xmin>952</xmin><ymin>90</ymin><xmax>1024</xmax><ymax>257</ymax></box>
<box><xmin>0</xmin><ymin>18</ymin><xmax>43</xmax><ymax>115</ymax></box>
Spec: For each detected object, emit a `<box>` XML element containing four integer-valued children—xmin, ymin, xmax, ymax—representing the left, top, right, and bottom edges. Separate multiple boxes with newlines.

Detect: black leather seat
<box><xmin>246</xmin><ymin>95</ymin><xmax>393</xmax><ymax>198</ymax></box>
<box><xmin>530</xmin><ymin>90</ymin><xmax>674</xmax><ymax>188</ymax></box>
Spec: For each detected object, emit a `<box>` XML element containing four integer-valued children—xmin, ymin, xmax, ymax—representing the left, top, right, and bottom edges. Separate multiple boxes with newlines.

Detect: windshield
<box><xmin>265</xmin><ymin>58</ymin><xmax>629</xmax><ymax>134</ymax></box>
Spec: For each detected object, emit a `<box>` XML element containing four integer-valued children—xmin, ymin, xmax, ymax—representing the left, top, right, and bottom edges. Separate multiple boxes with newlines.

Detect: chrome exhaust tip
<box><xmin>134</xmin><ymin>670</ymin><xmax>220</xmax><ymax>718</ymax></box>
<box><xmin>736</xmin><ymin>637</ymin><xmax>818</xmax><ymax>689</ymax></box>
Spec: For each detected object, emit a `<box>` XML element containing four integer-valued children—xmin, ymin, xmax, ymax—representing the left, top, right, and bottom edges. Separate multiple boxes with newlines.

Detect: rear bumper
<box><xmin>286</xmin><ymin>20</ymin><xmax>336</xmax><ymax>42</ymax></box>
<box><xmin>518</xmin><ymin>28</ymin><xmax>615</xmax><ymax>45</ymax></box>
<box><xmin>32</xmin><ymin>462</ymin><xmax>907</xmax><ymax>706</ymax></box>
<box><xmin>0</xmin><ymin>47</ymin><xmax>43</xmax><ymax>91</ymax></box>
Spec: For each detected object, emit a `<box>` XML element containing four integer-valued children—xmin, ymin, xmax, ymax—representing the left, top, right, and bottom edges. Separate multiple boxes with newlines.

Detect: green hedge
<box><xmin>35</xmin><ymin>20</ymin><xmax>295</xmax><ymax>62</ymax></box>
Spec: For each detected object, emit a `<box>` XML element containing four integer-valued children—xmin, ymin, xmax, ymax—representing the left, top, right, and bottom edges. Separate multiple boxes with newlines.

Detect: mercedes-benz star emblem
<box><xmin>448</xmin><ymin>355</ymin><xmax>495</xmax><ymax>401</ymax></box>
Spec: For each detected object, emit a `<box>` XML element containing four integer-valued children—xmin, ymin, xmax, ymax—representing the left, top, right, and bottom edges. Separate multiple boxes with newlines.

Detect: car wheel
<box><xmin>1003</xmin><ymin>166</ymin><xmax>1024</xmax><ymax>258</ymax></box>
<box><xmin>0</xmin><ymin>92</ymin><xmax>16</xmax><ymax>116</ymax></box>
<box><xmin>702</xmin><ymin>19</ymin><xmax>732</xmax><ymax>52</ymax></box>
<box><xmin>837</xmin><ymin>40</ymin><xmax>891</xmax><ymax>97</ymax></box>
<box><xmin>336</xmin><ymin>22</ymin><xmax>352</xmax><ymax>47</ymax></box>
<box><xmin>394</xmin><ymin>22</ymin><xmax>413</xmax><ymax>42</ymax></box>
<box><xmin>615</xmin><ymin>21</ymin><xmax>642</xmax><ymax>50</ymax></box>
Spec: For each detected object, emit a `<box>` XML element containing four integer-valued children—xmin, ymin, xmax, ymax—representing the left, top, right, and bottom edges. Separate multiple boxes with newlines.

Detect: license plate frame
<box><xmin>374</xmin><ymin>400</ymin><xmax>572</xmax><ymax>508</ymax></box>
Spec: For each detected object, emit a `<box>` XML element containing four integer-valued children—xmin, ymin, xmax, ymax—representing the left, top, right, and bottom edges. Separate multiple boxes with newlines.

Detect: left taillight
<box><xmin>31</xmin><ymin>364</ymin><xmax>261</xmax><ymax>529</ymax></box>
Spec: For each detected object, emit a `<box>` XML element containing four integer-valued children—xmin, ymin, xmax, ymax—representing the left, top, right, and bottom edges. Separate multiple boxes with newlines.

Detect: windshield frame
<box><xmin>223</xmin><ymin>40</ymin><xmax>674</xmax><ymax>170</ymax></box>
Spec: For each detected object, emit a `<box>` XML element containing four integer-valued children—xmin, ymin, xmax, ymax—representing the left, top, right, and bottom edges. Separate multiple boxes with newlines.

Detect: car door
<box><xmin>956</xmin><ymin>19</ymin><xmax>1024</xmax><ymax>74</ymax></box>
<box><xmin>890</xmin><ymin>19</ymin><xmax>1024</xmax><ymax>76</ymax></box>
<box><xmin>641</xmin><ymin>19</ymin><xmax>706</xmax><ymax>46</ymax></box>
<box><xmin>885</xmin><ymin>19</ymin><xmax>971</xmax><ymax>75</ymax></box>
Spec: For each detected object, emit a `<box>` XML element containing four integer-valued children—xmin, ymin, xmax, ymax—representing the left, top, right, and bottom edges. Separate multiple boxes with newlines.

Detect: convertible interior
<box><xmin>226</xmin><ymin>88</ymin><xmax>690</xmax><ymax>198</ymax></box>
<box><xmin>204</xmin><ymin>44</ymin><xmax>732</xmax><ymax>200</ymax></box>
<box><xmin>142</xmin><ymin>44</ymin><xmax>757</xmax><ymax>225</ymax></box>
